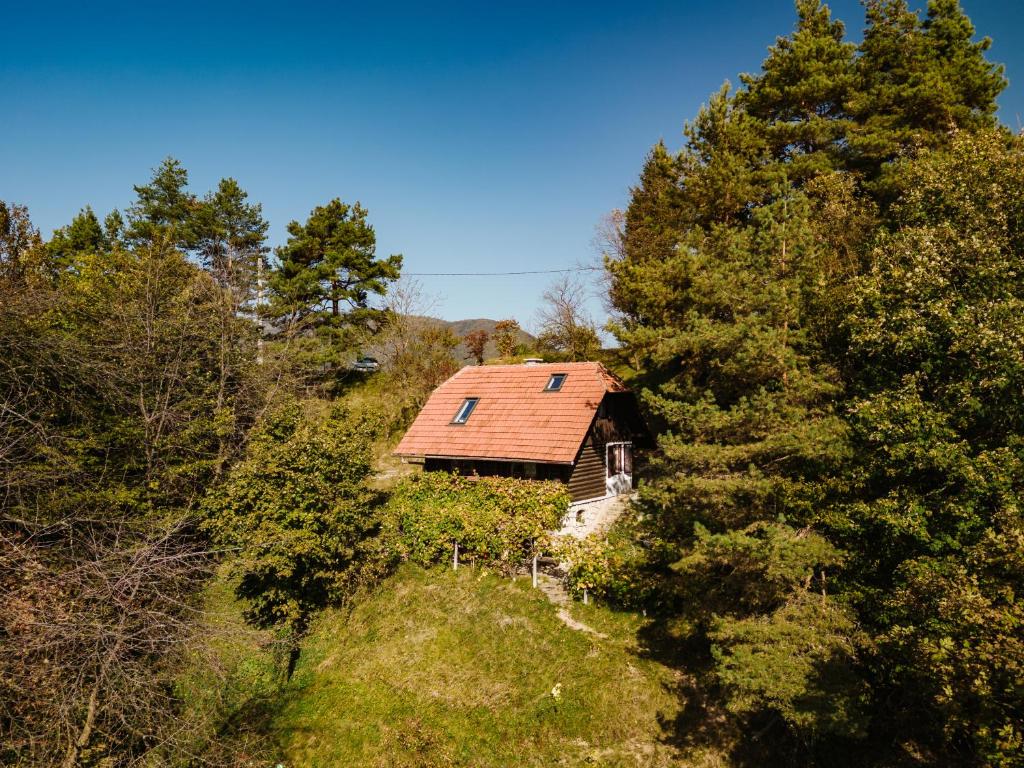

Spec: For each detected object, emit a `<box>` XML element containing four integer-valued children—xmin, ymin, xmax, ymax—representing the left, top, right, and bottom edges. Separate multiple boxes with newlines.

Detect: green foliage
<box><xmin>675</xmin><ymin>521</ymin><xmax>844</xmax><ymax>617</ymax></box>
<box><xmin>2</xmin><ymin>197</ymin><xmax>268</xmax><ymax>765</ymax></box>
<box><xmin>381</xmin><ymin>473</ymin><xmax>569</xmax><ymax>571</ymax></box>
<box><xmin>710</xmin><ymin>592</ymin><xmax>869</xmax><ymax>739</ymax></box>
<box><xmin>193</xmin><ymin>176</ymin><xmax>270</xmax><ymax>302</ymax></box>
<box><xmin>268</xmin><ymin>199</ymin><xmax>401</xmax><ymax>330</ymax></box>
<box><xmin>203</xmin><ymin>402</ymin><xmax>381</xmax><ymax>647</ymax></box>
<box><xmin>263</xmin><ymin>199</ymin><xmax>402</xmax><ymax>388</ymax></box>
<box><xmin>838</xmin><ymin>130</ymin><xmax>1024</xmax><ymax>761</ymax></box>
<box><xmin>126</xmin><ymin>156</ymin><xmax>199</xmax><ymax>247</ymax></box>
<box><xmin>46</xmin><ymin>206</ymin><xmax>109</xmax><ymax>267</ymax></box>
<box><xmin>848</xmin><ymin>0</ymin><xmax>1006</xmax><ymax>188</ymax></box>
<box><xmin>621</xmin><ymin>185</ymin><xmax>850</xmax><ymax>541</ymax></box>
<box><xmin>604</xmin><ymin>1</ymin><xmax>1013</xmax><ymax>759</ymax></box>
<box><xmin>555</xmin><ymin>531</ymin><xmax>664</xmax><ymax>607</ymax></box>
<box><xmin>738</xmin><ymin>0</ymin><xmax>856</xmax><ymax>182</ymax></box>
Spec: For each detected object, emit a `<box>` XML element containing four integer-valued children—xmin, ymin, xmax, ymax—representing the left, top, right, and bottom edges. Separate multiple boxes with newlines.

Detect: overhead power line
<box><xmin>404</xmin><ymin>266</ymin><xmax>602</xmax><ymax>277</ymax></box>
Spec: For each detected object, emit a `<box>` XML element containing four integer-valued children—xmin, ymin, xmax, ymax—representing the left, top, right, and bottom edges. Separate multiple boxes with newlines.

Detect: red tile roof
<box><xmin>394</xmin><ymin>362</ymin><xmax>628</xmax><ymax>464</ymax></box>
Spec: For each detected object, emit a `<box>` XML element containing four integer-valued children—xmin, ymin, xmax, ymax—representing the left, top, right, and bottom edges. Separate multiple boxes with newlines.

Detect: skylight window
<box><xmin>544</xmin><ymin>374</ymin><xmax>567</xmax><ymax>392</ymax></box>
<box><xmin>451</xmin><ymin>398</ymin><xmax>479</xmax><ymax>424</ymax></box>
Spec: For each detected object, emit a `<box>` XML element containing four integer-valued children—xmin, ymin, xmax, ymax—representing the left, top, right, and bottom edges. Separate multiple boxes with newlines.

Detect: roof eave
<box><xmin>394</xmin><ymin>451</ymin><xmax>575</xmax><ymax>466</ymax></box>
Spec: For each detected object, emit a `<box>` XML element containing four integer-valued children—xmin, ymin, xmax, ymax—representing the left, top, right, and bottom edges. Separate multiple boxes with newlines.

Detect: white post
<box><xmin>583</xmin><ymin>588</ymin><xmax>589</xmax><ymax>606</ymax></box>
<box><xmin>453</xmin><ymin>541</ymin><xmax>459</xmax><ymax>571</ymax></box>
<box><xmin>532</xmin><ymin>554</ymin><xmax>538</xmax><ymax>589</ymax></box>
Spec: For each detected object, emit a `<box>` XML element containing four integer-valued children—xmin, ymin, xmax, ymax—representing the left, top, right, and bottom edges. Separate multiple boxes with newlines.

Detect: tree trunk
<box><xmin>61</xmin><ymin>679</ymin><xmax>100</xmax><ymax>768</ymax></box>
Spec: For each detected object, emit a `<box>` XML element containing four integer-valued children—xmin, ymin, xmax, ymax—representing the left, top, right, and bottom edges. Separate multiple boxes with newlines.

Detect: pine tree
<box><xmin>194</xmin><ymin>177</ymin><xmax>269</xmax><ymax>307</ymax></box>
<box><xmin>46</xmin><ymin>206</ymin><xmax>109</xmax><ymax>267</ymax></box>
<box><xmin>738</xmin><ymin>0</ymin><xmax>857</xmax><ymax>183</ymax></box>
<box><xmin>848</xmin><ymin>0</ymin><xmax>1006</xmax><ymax>182</ymax></box>
<box><xmin>126</xmin><ymin>157</ymin><xmax>199</xmax><ymax>247</ymax></box>
<box><xmin>922</xmin><ymin>0</ymin><xmax>1006</xmax><ymax>132</ymax></box>
<box><xmin>607</xmin><ymin>141</ymin><xmax>681</xmax><ymax>340</ymax></box>
<box><xmin>605</xmin><ymin>0</ymin><xmax>1017</xmax><ymax>758</ymax></box>
<box><xmin>267</xmin><ymin>199</ymin><xmax>402</xmax><ymax>371</ymax></box>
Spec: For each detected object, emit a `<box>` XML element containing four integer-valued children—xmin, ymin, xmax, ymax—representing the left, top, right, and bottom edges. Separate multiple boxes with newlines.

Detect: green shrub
<box><xmin>555</xmin><ymin>533</ymin><xmax>662</xmax><ymax>607</ymax></box>
<box><xmin>203</xmin><ymin>401</ymin><xmax>382</xmax><ymax>677</ymax></box>
<box><xmin>381</xmin><ymin>472</ymin><xmax>569</xmax><ymax>572</ymax></box>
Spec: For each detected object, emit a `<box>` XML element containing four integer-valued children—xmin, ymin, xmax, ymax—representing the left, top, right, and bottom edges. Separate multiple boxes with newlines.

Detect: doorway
<box><xmin>605</xmin><ymin>442</ymin><xmax>633</xmax><ymax>496</ymax></box>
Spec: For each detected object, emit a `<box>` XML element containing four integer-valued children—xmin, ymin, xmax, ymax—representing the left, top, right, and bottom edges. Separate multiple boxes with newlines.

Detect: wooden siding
<box><xmin>568</xmin><ymin>437</ymin><xmax>607</xmax><ymax>502</ymax></box>
<box><xmin>424</xmin><ymin>458</ymin><xmax>570</xmax><ymax>483</ymax></box>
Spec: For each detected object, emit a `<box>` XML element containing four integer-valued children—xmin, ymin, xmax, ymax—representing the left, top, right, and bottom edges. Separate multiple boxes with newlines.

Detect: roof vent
<box><xmin>523</xmin><ymin>358</ymin><xmax>544</xmax><ymax>365</ymax></box>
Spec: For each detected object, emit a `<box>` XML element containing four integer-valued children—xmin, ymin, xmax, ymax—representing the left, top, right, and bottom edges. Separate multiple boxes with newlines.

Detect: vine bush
<box><xmin>381</xmin><ymin>472</ymin><xmax>570</xmax><ymax>573</ymax></box>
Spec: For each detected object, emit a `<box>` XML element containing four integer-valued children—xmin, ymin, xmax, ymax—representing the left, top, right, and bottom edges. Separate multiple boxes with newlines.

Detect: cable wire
<box><xmin>404</xmin><ymin>266</ymin><xmax>601</xmax><ymax>277</ymax></box>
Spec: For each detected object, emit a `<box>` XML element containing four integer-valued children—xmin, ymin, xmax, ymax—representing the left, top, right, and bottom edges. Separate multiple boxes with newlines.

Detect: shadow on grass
<box><xmin>634</xmin><ymin>614</ymin><xmax>894</xmax><ymax>768</ymax></box>
<box><xmin>199</xmin><ymin>683</ymin><xmax>308</xmax><ymax>768</ymax></box>
<box><xmin>631</xmin><ymin>610</ymin><xmax>818</xmax><ymax>768</ymax></box>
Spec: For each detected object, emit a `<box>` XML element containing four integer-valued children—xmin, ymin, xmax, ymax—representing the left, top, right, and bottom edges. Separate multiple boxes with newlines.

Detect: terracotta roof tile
<box><xmin>394</xmin><ymin>362</ymin><xmax>628</xmax><ymax>464</ymax></box>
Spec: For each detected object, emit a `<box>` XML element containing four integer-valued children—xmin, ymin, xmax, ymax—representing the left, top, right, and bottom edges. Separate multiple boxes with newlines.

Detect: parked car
<box><xmin>352</xmin><ymin>356</ymin><xmax>380</xmax><ymax>372</ymax></box>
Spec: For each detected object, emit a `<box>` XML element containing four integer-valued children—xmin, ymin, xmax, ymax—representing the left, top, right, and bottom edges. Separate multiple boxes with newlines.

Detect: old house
<box><xmin>394</xmin><ymin>361</ymin><xmax>648</xmax><ymax>503</ymax></box>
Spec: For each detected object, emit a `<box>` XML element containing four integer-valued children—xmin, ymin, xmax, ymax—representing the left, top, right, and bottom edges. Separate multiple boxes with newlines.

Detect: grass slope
<box><xmin>257</xmin><ymin>565</ymin><xmax>702</xmax><ymax>767</ymax></box>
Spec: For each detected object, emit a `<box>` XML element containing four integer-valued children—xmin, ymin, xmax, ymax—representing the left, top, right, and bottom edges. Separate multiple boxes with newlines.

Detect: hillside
<box><xmin>430</xmin><ymin>317</ymin><xmax>538</xmax><ymax>362</ymax></box>
<box><xmin>199</xmin><ymin>565</ymin><xmax>727</xmax><ymax>767</ymax></box>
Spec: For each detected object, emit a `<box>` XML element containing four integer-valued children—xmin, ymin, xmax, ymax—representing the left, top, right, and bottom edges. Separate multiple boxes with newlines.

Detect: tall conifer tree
<box><xmin>739</xmin><ymin>0</ymin><xmax>856</xmax><ymax>183</ymax></box>
<box><xmin>848</xmin><ymin>0</ymin><xmax>1005</xmax><ymax>182</ymax></box>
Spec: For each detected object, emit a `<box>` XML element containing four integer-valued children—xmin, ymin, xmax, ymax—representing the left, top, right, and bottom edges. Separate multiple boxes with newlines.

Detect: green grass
<box><xmin>224</xmin><ymin>564</ymin><xmax>721</xmax><ymax>767</ymax></box>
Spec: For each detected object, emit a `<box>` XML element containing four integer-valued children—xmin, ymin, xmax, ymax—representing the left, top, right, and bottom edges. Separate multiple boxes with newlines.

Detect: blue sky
<box><xmin>3</xmin><ymin>0</ymin><xmax>1023</xmax><ymax>332</ymax></box>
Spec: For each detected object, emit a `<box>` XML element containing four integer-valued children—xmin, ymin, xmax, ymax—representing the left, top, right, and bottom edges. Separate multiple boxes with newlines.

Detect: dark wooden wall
<box><xmin>424</xmin><ymin>457</ymin><xmax>570</xmax><ymax>483</ymax></box>
<box><xmin>567</xmin><ymin>436</ymin><xmax>607</xmax><ymax>502</ymax></box>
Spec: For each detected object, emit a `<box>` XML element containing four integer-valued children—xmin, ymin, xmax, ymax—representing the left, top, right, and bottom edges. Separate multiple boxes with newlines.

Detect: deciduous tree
<box><xmin>463</xmin><ymin>329</ymin><xmax>489</xmax><ymax>365</ymax></box>
<box><xmin>202</xmin><ymin>402</ymin><xmax>380</xmax><ymax>679</ymax></box>
<box><xmin>493</xmin><ymin>318</ymin><xmax>522</xmax><ymax>359</ymax></box>
<box><xmin>535</xmin><ymin>275</ymin><xmax>600</xmax><ymax>361</ymax></box>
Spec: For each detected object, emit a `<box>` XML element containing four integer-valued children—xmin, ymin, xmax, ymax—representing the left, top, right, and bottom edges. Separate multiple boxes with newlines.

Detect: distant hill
<box><xmin>429</xmin><ymin>317</ymin><xmax>537</xmax><ymax>363</ymax></box>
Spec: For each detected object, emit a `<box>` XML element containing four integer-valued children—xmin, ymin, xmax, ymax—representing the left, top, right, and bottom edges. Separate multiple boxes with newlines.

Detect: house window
<box><xmin>544</xmin><ymin>373</ymin><xmax>567</xmax><ymax>391</ymax></box>
<box><xmin>451</xmin><ymin>398</ymin><xmax>479</xmax><ymax>424</ymax></box>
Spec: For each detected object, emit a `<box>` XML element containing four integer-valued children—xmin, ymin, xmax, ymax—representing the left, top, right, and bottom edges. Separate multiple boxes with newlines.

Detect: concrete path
<box><xmin>535</xmin><ymin>573</ymin><xmax>607</xmax><ymax>639</ymax></box>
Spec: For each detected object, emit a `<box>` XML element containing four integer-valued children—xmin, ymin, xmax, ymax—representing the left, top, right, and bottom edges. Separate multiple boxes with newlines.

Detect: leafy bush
<box><xmin>381</xmin><ymin>472</ymin><xmax>569</xmax><ymax>572</ymax></box>
<box><xmin>203</xmin><ymin>401</ymin><xmax>382</xmax><ymax>676</ymax></box>
<box><xmin>555</xmin><ymin>532</ymin><xmax>664</xmax><ymax>608</ymax></box>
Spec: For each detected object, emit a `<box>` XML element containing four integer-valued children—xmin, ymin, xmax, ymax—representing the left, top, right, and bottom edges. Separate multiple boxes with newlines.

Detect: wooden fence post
<box><xmin>531</xmin><ymin>538</ymin><xmax>538</xmax><ymax>588</ymax></box>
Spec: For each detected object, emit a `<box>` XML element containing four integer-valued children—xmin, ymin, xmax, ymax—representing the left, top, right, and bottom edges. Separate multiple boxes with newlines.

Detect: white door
<box><xmin>605</xmin><ymin>442</ymin><xmax>633</xmax><ymax>496</ymax></box>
